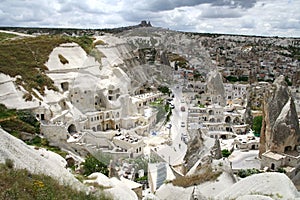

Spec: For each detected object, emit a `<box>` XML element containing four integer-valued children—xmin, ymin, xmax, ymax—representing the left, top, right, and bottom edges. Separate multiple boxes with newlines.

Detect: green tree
<box><xmin>252</xmin><ymin>116</ymin><xmax>263</xmax><ymax>136</ymax></box>
<box><xmin>158</xmin><ymin>86</ymin><xmax>170</xmax><ymax>95</ymax></box>
<box><xmin>83</xmin><ymin>154</ymin><xmax>109</xmax><ymax>176</ymax></box>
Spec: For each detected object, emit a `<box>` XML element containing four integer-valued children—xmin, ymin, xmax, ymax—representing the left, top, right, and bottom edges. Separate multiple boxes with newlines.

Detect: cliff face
<box><xmin>259</xmin><ymin>75</ymin><xmax>300</xmax><ymax>156</ymax></box>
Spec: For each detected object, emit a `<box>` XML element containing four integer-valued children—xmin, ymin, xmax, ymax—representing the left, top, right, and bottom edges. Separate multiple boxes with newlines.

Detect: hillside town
<box><xmin>0</xmin><ymin>25</ymin><xmax>300</xmax><ymax>199</ymax></box>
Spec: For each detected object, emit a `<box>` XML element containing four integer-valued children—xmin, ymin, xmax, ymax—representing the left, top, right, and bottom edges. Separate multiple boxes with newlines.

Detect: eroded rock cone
<box><xmin>259</xmin><ymin>75</ymin><xmax>300</xmax><ymax>157</ymax></box>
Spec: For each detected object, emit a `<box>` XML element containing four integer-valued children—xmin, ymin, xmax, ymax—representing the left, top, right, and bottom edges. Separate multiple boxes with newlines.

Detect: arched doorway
<box><xmin>67</xmin><ymin>124</ymin><xmax>77</xmax><ymax>134</ymax></box>
<box><xmin>220</xmin><ymin>135</ymin><xmax>227</xmax><ymax>139</ymax></box>
<box><xmin>233</xmin><ymin>117</ymin><xmax>240</xmax><ymax>124</ymax></box>
<box><xmin>285</xmin><ymin>146</ymin><xmax>292</xmax><ymax>152</ymax></box>
<box><xmin>225</xmin><ymin>116</ymin><xmax>231</xmax><ymax>123</ymax></box>
<box><xmin>271</xmin><ymin>163</ymin><xmax>275</xmax><ymax>170</ymax></box>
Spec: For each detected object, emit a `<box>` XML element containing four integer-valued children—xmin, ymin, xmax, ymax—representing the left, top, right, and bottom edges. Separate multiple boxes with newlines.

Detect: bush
<box><xmin>221</xmin><ymin>149</ymin><xmax>231</xmax><ymax>158</ymax></box>
<box><xmin>277</xmin><ymin>167</ymin><xmax>286</xmax><ymax>173</ymax></box>
<box><xmin>237</xmin><ymin>168</ymin><xmax>261</xmax><ymax>178</ymax></box>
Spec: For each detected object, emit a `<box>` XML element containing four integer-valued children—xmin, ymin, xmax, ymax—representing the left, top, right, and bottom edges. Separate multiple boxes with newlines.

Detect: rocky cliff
<box><xmin>259</xmin><ymin>75</ymin><xmax>300</xmax><ymax>156</ymax></box>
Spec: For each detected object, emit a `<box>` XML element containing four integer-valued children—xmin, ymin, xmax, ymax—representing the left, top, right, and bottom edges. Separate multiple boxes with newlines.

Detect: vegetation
<box><xmin>0</xmin><ymin>162</ymin><xmax>111</xmax><ymax>200</ymax></box>
<box><xmin>0</xmin><ymin>104</ymin><xmax>16</xmax><ymax>119</ymax></box>
<box><xmin>0</xmin><ymin>32</ymin><xmax>17</xmax><ymax>41</ymax></box>
<box><xmin>26</xmin><ymin>135</ymin><xmax>67</xmax><ymax>158</ymax></box>
<box><xmin>252</xmin><ymin>116</ymin><xmax>263</xmax><ymax>136</ymax></box>
<box><xmin>58</xmin><ymin>54</ymin><xmax>69</xmax><ymax>64</ymax></box>
<box><xmin>82</xmin><ymin>154</ymin><xmax>109</xmax><ymax>176</ymax></box>
<box><xmin>0</xmin><ymin>34</ymin><xmax>94</xmax><ymax>99</ymax></box>
<box><xmin>172</xmin><ymin>165</ymin><xmax>221</xmax><ymax>187</ymax></box>
<box><xmin>277</xmin><ymin>167</ymin><xmax>286</xmax><ymax>173</ymax></box>
<box><xmin>158</xmin><ymin>85</ymin><xmax>170</xmax><ymax>95</ymax></box>
<box><xmin>0</xmin><ymin>104</ymin><xmax>40</xmax><ymax>135</ymax></box>
<box><xmin>168</xmin><ymin>53</ymin><xmax>188</xmax><ymax>69</ymax></box>
<box><xmin>198</xmin><ymin>104</ymin><xmax>205</xmax><ymax>108</ymax></box>
<box><xmin>164</xmin><ymin>103</ymin><xmax>173</xmax><ymax>124</ymax></box>
<box><xmin>93</xmin><ymin>40</ymin><xmax>106</xmax><ymax>46</ymax></box>
<box><xmin>237</xmin><ymin>168</ymin><xmax>261</xmax><ymax>178</ymax></box>
<box><xmin>0</xmin><ymin>104</ymin><xmax>67</xmax><ymax>157</ymax></box>
<box><xmin>221</xmin><ymin>149</ymin><xmax>231</xmax><ymax>158</ymax></box>
<box><xmin>225</xmin><ymin>75</ymin><xmax>248</xmax><ymax>83</ymax></box>
<box><xmin>285</xmin><ymin>76</ymin><xmax>292</xmax><ymax>86</ymax></box>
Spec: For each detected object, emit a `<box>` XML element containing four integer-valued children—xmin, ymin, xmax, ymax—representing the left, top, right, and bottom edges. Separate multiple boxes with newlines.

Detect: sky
<box><xmin>0</xmin><ymin>0</ymin><xmax>299</xmax><ymax>37</ymax></box>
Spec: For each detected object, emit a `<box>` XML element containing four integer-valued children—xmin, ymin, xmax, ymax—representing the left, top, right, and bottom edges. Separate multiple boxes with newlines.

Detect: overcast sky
<box><xmin>0</xmin><ymin>0</ymin><xmax>299</xmax><ymax>37</ymax></box>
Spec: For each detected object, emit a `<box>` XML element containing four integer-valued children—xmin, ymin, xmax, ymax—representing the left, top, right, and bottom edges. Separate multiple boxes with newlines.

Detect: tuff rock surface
<box><xmin>259</xmin><ymin>75</ymin><xmax>300</xmax><ymax>156</ymax></box>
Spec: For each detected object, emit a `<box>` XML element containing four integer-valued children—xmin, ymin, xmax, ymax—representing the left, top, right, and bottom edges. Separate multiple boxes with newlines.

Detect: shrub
<box><xmin>221</xmin><ymin>149</ymin><xmax>231</xmax><ymax>158</ymax></box>
<box><xmin>5</xmin><ymin>159</ymin><xmax>14</xmax><ymax>169</ymax></box>
<box><xmin>237</xmin><ymin>168</ymin><xmax>261</xmax><ymax>178</ymax></box>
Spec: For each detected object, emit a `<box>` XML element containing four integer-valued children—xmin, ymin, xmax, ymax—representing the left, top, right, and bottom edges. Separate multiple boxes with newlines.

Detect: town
<box><xmin>1</xmin><ymin>24</ymin><xmax>300</xmax><ymax>199</ymax></box>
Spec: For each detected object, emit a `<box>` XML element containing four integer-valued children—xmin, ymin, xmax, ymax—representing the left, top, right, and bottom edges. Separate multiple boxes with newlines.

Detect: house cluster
<box><xmin>185</xmin><ymin>71</ymin><xmax>248</xmax><ymax>142</ymax></box>
<box><xmin>198</xmin><ymin>35</ymin><xmax>300</xmax><ymax>84</ymax></box>
<box><xmin>32</xmin><ymin>42</ymin><xmax>168</xmax><ymax>161</ymax></box>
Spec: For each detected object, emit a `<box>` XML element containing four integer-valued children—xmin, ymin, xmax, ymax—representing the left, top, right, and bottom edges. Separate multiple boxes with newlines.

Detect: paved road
<box><xmin>167</xmin><ymin>85</ymin><xmax>188</xmax><ymax>162</ymax></box>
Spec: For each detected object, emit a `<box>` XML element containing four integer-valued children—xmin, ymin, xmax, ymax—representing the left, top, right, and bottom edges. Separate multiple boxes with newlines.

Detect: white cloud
<box><xmin>0</xmin><ymin>0</ymin><xmax>299</xmax><ymax>37</ymax></box>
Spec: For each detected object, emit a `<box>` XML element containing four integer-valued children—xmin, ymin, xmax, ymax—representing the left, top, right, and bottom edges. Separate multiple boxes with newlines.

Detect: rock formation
<box><xmin>184</xmin><ymin>129</ymin><xmax>205</xmax><ymax>172</ymax></box>
<box><xmin>206</xmin><ymin>70</ymin><xmax>226</xmax><ymax>106</ymax></box>
<box><xmin>244</xmin><ymin>86</ymin><xmax>253</xmax><ymax>128</ymax></box>
<box><xmin>259</xmin><ymin>75</ymin><xmax>300</xmax><ymax>157</ymax></box>
<box><xmin>183</xmin><ymin>129</ymin><xmax>219</xmax><ymax>173</ymax></box>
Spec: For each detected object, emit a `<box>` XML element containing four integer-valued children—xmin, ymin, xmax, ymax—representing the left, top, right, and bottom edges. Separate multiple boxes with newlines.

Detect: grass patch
<box><xmin>0</xmin><ymin>35</ymin><xmax>94</xmax><ymax>99</ymax></box>
<box><xmin>26</xmin><ymin>135</ymin><xmax>68</xmax><ymax>158</ymax></box>
<box><xmin>0</xmin><ymin>32</ymin><xmax>17</xmax><ymax>42</ymax></box>
<box><xmin>0</xmin><ymin>104</ymin><xmax>40</xmax><ymax>135</ymax></box>
<box><xmin>0</xmin><ymin>163</ymin><xmax>112</xmax><ymax>200</ymax></box>
<box><xmin>0</xmin><ymin>104</ymin><xmax>16</xmax><ymax>120</ymax></box>
<box><xmin>58</xmin><ymin>54</ymin><xmax>69</xmax><ymax>64</ymax></box>
<box><xmin>172</xmin><ymin>165</ymin><xmax>221</xmax><ymax>187</ymax></box>
<box><xmin>94</xmin><ymin>40</ymin><xmax>106</xmax><ymax>46</ymax></box>
<box><xmin>167</xmin><ymin>52</ymin><xmax>188</xmax><ymax>68</ymax></box>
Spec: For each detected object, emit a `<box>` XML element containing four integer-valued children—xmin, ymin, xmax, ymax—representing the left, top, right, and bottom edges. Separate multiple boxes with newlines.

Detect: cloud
<box><xmin>0</xmin><ymin>0</ymin><xmax>299</xmax><ymax>36</ymax></box>
<box><xmin>138</xmin><ymin>0</ymin><xmax>257</xmax><ymax>12</ymax></box>
<box><xmin>201</xmin><ymin>6</ymin><xmax>242</xmax><ymax>18</ymax></box>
